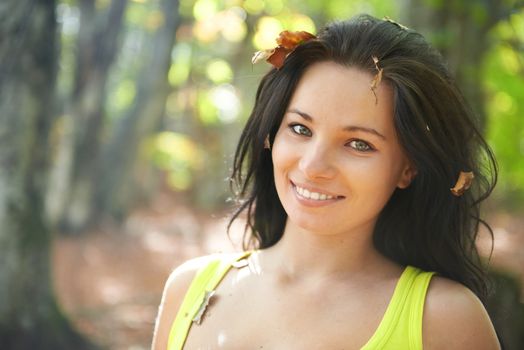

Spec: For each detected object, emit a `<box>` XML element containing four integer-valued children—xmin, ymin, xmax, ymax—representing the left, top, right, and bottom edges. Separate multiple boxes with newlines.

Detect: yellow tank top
<box><xmin>167</xmin><ymin>251</ymin><xmax>435</xmax><ymax>349</ymax></box>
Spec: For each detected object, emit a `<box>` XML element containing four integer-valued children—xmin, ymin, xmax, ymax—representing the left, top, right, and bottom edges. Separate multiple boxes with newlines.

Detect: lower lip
<box><xmin>291</xmin><ymin>182</ymin><xmax>343</xmax><ymax>208</ymax></box>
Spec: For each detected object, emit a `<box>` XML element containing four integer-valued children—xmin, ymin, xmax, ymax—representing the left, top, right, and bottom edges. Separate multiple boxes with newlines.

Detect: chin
<box><xmin>285</xmin><ymin>209</ymin><xmax>341</xmax><ymax>235</ymax></box>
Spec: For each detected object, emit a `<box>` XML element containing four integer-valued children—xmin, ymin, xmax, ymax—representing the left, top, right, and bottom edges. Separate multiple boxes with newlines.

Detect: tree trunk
<box><xmin>0</xmin><ymin>0</ymin><xmax>94</xmax><ymax>348</ymax></box>
<box><xmin>46</xmin><ymin>0</ymin><xmax>128</xmax><ymax>233</ymax></box>
<box><xmin>96</xmin><ymin>0</ymin><xmax>181</xmax><ymax>220</ymax></box>
<box><xmin>485</xmin><ymin>270</ymin><xmax>524</xmax><ymax>350</ymax></box>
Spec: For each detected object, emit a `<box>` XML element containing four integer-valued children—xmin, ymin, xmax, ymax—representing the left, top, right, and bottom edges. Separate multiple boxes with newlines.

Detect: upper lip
<box><xmin>291</xmin><ymin>180</ymin><xmax>345</xmax><ymax>198</ymax></box>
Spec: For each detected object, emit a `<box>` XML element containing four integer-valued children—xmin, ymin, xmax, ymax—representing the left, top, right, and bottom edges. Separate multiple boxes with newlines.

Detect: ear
<box><xmin>397</xmin><ymin>161</ymin><xmax>417</xmax><ymax>189</ymax></box>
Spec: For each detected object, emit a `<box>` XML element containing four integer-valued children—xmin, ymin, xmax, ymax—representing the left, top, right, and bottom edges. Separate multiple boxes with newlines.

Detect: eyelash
<box><xmin>288</xmin><ymin>123</ymin><xmax>375</xmax><ymax>152</ymax></box>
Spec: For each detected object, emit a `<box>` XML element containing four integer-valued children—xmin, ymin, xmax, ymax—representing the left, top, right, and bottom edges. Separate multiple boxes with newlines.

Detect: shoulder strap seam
<box><xmin>408</xmin><ymin>271</ymin><xmax>435</xmax><ymax>349</ymax></box>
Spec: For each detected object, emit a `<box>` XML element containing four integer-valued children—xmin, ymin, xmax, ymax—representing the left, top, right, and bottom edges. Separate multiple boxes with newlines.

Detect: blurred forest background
<box><xmin>1</xmin><ymin>0</ymin><xmax>524</xmax><ymax>349</ymax></box>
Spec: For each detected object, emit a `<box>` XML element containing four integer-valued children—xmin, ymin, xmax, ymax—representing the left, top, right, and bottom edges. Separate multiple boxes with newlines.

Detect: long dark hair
<box><xmin>228</xmin><ymin>14</ymin><xmax>497</xmax><ymax>302</ymax></box>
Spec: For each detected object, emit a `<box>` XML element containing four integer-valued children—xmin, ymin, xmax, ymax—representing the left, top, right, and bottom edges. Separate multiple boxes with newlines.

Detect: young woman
<box><xmin>152</xmin><ymin>14</ymin><xmax>501</xmax><ymax>349</ymax></box>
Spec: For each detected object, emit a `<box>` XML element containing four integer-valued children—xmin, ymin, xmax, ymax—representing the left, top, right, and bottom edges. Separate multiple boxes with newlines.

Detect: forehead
<box><xmin>287</xmin><ymin>62</ymin><xmax>395</xmax><ymax>134</ymax></box>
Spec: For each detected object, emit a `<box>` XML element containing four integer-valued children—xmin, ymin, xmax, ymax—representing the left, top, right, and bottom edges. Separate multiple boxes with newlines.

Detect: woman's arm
<box><xmin>423</xmin><ymin>276</ymin><xmax>501</xmax><ymax>350</ymax></box>
<box><xmin>151</xmin><ymin>256</ymin><xmax>209</xmax><ymax>350</ymax></box>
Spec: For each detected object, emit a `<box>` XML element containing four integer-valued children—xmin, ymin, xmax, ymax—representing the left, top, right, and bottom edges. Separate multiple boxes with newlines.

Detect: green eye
<box><xmin>290</xmin><ymin>124</ymin><xmax>312</xmax><ymax>137</ymax></box>
<box><xmin>348</xmin><ymin>139</ymin><xmax>373</xmax><ymax>152</ymax></box>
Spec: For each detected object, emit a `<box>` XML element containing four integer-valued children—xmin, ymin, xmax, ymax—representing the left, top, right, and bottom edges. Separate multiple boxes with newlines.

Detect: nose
<box><xmin>298</xmin><ymin>142</ymin><xmax>337</xmax><ymax>180</ymax></box>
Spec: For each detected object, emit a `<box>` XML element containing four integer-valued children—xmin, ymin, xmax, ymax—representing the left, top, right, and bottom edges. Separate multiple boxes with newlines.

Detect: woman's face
<box><xmin>272</xmin><ymin>61</ymin><xmax>415</xmax><ymax>236</ymax></box>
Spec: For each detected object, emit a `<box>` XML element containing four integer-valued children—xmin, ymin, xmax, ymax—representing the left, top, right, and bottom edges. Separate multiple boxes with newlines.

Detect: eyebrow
<box><xmin>287</xmin><ymin>108</ymin><xmax>387</xmax><ymax>140</ymax></box>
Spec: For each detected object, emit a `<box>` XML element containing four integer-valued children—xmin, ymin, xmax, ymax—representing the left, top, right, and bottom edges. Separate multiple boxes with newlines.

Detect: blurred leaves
<box><xmin>485</xmin><ymin>11</ymin><xmax>524</xmax><ymax>205</ymax></box>
<box><xmin>145</xmin><ymin>131</ymin><xmax>204</xmax><ymax>190</ymax></box>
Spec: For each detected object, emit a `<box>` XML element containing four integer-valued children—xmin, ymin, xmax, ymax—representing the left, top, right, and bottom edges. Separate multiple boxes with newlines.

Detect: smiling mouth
<box><xmin>291</xmin><ymin>182</ymin><xmax>345</xmax><ymax>201</ymax></box>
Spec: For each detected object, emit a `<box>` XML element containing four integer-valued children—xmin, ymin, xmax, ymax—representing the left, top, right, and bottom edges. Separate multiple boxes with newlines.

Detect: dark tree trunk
<box><xmin>48</xmin><ymin>0</ymin><xmax>128</xmax><ymax>233</ymax></box>
<box><xmin>96</xmin><ymin>0</ymin><xmax>181</xmax><ymax>220</ymax></box>
<box><xmin>485</xmin><ymin>271</ymin><xmax>524</xmax><ymax>350</ymax></box>
<box><xmin>0</xmin><ymin>0</ymin><xmax>94</xmax><ymax>348</ymax></box>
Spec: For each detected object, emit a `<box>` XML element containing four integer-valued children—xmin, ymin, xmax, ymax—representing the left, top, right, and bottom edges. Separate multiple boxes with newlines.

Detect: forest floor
<box><xmin>52</xmin><ymin>194</ymin><xmax>524</xmax><ymax>350</ymax></box>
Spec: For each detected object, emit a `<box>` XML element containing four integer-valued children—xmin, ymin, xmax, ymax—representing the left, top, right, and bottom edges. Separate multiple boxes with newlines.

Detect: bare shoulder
<box><xmin>165</xmin><ymin>254</ymin><xmax>218</xmax><ymax>292</ymax></box>
<box><xmin>151</xmin><ymin>254</ymin><xmax>220</xmax><ymax>350</ymax></box>
<box><xmin>423</xmin><ymin>276</ymin><xmax>500</xmax><ymax>350</ymax></box>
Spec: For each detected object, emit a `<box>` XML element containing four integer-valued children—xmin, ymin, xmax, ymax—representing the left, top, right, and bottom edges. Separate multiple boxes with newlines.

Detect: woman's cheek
<box><xmin>272</xmin><ymin>134</ymin><xmax>297</xmax><ymax>168</ymax></box>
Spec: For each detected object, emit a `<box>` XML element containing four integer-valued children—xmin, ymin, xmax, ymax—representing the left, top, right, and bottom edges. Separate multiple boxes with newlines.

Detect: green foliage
<box><xmin>145</xmin><ymin>132</ymin><xmax>204</xmax><ymax>190</ymax></box>
<box><xmin>197</xmin><ymin>90</ymin><xmax>219</xmax><ymax>125</ymax></box>
<box><xmin>206</xmin><ymin>59</ymin><xmax>233</xmax><ymax>83</ymax></box>
<box><xmin>169</xmin><ymin>43</ymin><xmax>193</xmax><ymax>86</ymax></box>
<box><xmin>110</xmin><ymin>79</ymin><xmax>137</xmax><ymax>115</ymax></box>
<box><xmin>484</xmin><ymin>11</ymin><xmax>524</xmax><ymax>206</ymax></box>
<box><xmin>125</xmin><ymin>0</ymin><xmax>150</xmax><ymax>26</ymax></box>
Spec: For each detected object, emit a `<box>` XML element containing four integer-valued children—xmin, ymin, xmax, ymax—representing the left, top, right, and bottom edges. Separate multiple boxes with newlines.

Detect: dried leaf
<box><xmin>251</xmin><ymin>49</ymin><xmax>274</xmax><ymax>65</ymax></box>
<box><xmin>276</xmin><ymin>30</ymin><xmax>316</xmax><ymax>50</ymax></box>
<box><xmin>383</xmin><ymin>16</ymin><xmax>409</xmax><ymax>30</ymax></box>
<box><xmin>450</xmin><ymin>171</ymin><xmax>474</xmax><ymax>196</ymax></box>
<box><xmin>192</xmin><ymin>290</ymin><xmax>216</xmax><ymax>325</ymax></box>
<box><xmin>370</xmin><ymin>56</ymin><xmax>383</xmax><ymax>105</ymax></box>
<box><xmin>232</xmin><ymin>259</ymin><xmax>250</xmax><ymax>268</ymax></box>
<box><xmin>370</xmin><ymin>69</ymin><xmax>383</xmax><ymax>90</ymax></box>
<box><xmin>371</xmin><ymin>56</ymin><xmax>383</xmax><ymax>86</ymax></box>
<box><xmin>251</xmin><ymin>30</ymin><xmax>316</xmax><ymax>69</ymax></box>
<box><xmin>266</xmin><ymin>46</ymin><xmax>292</xmax><ymax>69</ymax></box>
<box><xmin>372</xmin><ymin>55</ymin><xmax>380</xmax><ymax>67</ymax></box>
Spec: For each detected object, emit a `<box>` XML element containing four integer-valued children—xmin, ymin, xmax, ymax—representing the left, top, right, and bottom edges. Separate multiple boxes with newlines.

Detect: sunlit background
<box><xmin>1</xmin><ymin>0</ymin><xmax>523</xmax><ymax>349</ymax></box>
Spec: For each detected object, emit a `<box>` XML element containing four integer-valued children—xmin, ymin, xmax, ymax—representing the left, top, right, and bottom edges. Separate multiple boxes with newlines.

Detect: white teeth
<box><xmin>294</xmin><ymin>185</ymin><xmax>336</xmax><ymax>201</ymax></box>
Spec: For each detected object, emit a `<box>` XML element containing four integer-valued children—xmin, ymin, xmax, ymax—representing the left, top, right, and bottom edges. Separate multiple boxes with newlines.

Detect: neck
<box><xmin>255</xmin><ymin>219</ymin><xmax>397</xmax><ymax>285</ymax></box>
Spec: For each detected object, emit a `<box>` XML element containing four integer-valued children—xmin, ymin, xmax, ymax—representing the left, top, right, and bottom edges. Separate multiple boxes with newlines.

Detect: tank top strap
<box><xmin>407</xmin><ymin>268</ymin><xmax>435</xmax><ymax>349</ymax></box>
<box><xmin>167</xmin><ymin>250</ymin><xmax>253</xmax><ymax>350</ymax></box>
<box><xmin>362</xmin><ymin>265</ymin><xmax>435</xmax><ymax>350</ymax></box>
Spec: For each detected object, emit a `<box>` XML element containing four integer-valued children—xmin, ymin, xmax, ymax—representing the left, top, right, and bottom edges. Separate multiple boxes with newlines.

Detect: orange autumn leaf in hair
<box><xmin>252</xmin><ymin>47</ymin><xmax>291</xmax><ymax>68</ymax></box>
<box><xmin>276</xmin><ymin>30</ymin><xmax>316</xmax><ymax>49</ymax></box>
<box><xmin>266</xmin><ymin>46</ymin><xmax>291</xmax><ymax>69</ymax></box>
<box><xmin>252</xmin><ymin>30</ymin><xmax>316</xmax><ymax>69</ymax></box>
<box><xmin>450</xmin><ymin>171</ymin><xmax>474</xmax><ymax>196</ymax></box>
<box><xmin>251</xmin><ymin>49</ymin><xmax>274</xmax><ymax>64</ymax></box>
